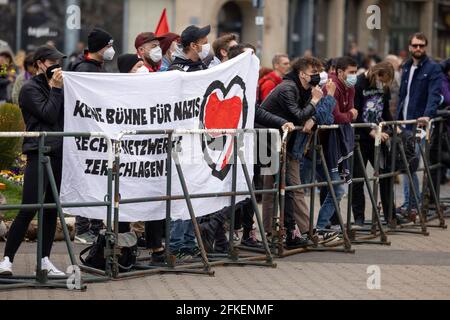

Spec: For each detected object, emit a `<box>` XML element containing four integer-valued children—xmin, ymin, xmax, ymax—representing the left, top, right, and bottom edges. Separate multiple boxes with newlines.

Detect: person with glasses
<box><xmin>396</xmin><ymin>32</ymin><xmax>444</xmax><ymax>219</ymax></box>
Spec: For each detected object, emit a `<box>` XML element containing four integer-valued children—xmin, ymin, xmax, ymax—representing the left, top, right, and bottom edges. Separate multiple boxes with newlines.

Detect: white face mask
<box><xmin>103</xmin><ymin>47</ymin><xmax>115</xmax><ymax>61</ymax></box>
<box><xmin>319</xmin><ymin>71</ymin><xmax>328</xmax><ymax>87</ymax></box>
<box><xmin>135</xmin><ymin>66</ymin><xmax>149</xmax><ymax>73</ymax></box>
<box><xmin>198</xmin><ymin>43</ymin><xmax>211</xmax><ymax>60</ymax></box>
<box><xmin>149</xmin><ymin>46</ymin><xmax>162</xmax><ymax>63</ymax></box>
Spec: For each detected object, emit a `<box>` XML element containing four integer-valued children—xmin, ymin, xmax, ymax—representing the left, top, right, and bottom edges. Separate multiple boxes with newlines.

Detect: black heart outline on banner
<box><xmin>199</xmin><ymin>75</ymin><xmax>248</xmax><ymax>181</ymax></box>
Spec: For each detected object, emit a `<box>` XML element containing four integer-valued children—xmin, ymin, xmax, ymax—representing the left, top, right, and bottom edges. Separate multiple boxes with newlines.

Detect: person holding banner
<box><xmin>0</xmin><ymin>45</ymin><xmax>66</xmax><ymax>276</ymax></box>
<box><xmin>168</xmin><ymin>25</ymin><xmax>211</xmax><ymax>73</ymax></box>
<box><xmin>116</xmin><ymin>53</ymin><xmax>166</xmax><ymax>263</ymax></box>
<box><xmin>159</xmin><ymin>32</ymin><xmax>181</xmax><ymax>72</ymax></box>
<box><xmin>166</xmin><ymin>25</ymin><xmax>213</xmax><ymax>259</ymax></box>
<box><xmin>71</xmin><ymin>27</ymin><xmax>116</xmax><ymax>245</ymax></box>
<box><xmin>135</xmin><ymin>32</ymin><xmax>165</xmax><ymax>73</ymax></box>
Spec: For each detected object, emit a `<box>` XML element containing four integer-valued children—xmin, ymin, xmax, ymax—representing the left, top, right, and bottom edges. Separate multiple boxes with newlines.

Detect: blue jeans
<box><xmin>401</xmin><ymin>139</ymin><xmax>422</xmax><ymax>210</ymax></box>
<box><xmin>169</xmin><ymin>219</ymin><xmax>196</xmax><ymax>253</ymax></box>
<box><xmin>302</xmin><ymin>158</ymin><xmax>345</xmax><ymax>230</ymax></box>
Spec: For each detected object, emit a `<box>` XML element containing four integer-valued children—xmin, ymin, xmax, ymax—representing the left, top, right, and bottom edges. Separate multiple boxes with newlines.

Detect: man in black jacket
<box><xmin>0</xmin><ymin>45</ymin><xmax>66</xmax><ymax>276</ymax></box>
<box><xmin>168</xmin><ymin>25</ymin><xmax>211</xmax><ymax>72</ymax></box>
<box><xmin>71</xmin><ymin>28</ymin><xmax>115</xmax><ymax>245</ymax></box>
<box><xmin>260</xmin><ymin>56</ymin><xmax>339</xmax><ymax>245</ymax></box>
<box><xmin>69</xmin><ymin>28</ymin><xmax>115</xmax><ymax>73</ymax></box>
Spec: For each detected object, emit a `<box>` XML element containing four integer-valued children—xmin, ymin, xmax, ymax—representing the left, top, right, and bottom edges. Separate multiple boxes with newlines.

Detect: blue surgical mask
<box><xmin>344</xmin><ymin>74</ymin><xmax>357</xmax><ymax>88</ymax></box>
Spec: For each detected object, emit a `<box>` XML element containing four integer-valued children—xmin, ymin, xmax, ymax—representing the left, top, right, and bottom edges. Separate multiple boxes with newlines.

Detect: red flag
<box><xmin>155</xmin><ymin>8</ymin><xmax>169</xmax><ymax>36</ymax></box>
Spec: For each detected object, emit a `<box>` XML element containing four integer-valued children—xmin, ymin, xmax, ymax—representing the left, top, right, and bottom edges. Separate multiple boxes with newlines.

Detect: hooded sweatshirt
<box><xmin>168</xmin><ymin>45</ymin><xmax>207</xmax><ymax>72</ymax></box>
<box><xmin>323</xmin><ymin>72</ymin><xmax>355</xmax><ymax>124</ymax></box>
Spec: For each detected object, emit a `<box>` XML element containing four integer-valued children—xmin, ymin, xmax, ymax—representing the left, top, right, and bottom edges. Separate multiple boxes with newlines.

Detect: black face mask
<box><xmin>309</xmin><ymin>74</ymin><xmax>321</xmax><ymax>87</ymax></box>
<box><xmin>45</xmin><ymin>64</ymin><xmax>61</xmax><ymax>80</ymax></box>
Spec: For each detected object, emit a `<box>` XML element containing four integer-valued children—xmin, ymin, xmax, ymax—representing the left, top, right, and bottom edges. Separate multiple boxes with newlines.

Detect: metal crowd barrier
<box><xmin>1</xmin><ymin>117</ymin><xmax>449</xmax><ymax>290</ymax></box>
<box><xmin>0</xmin><ymin>132</ymin><xmax>113</xmax><ymax>290</ymax></box>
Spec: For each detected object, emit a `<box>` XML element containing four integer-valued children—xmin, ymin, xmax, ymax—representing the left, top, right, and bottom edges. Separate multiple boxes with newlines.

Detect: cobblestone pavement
<box><xmin>1</xmin><ymin>181</ymin><xmax>450</xmax><ymax>300</ymax></box>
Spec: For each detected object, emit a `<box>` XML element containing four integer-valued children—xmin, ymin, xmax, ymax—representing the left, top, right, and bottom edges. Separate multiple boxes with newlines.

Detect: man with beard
<box><xmin>135</xmin><ymin>32</ymin><xmax>165</xmax><ymax>72</ymax></box>
<box><xmin>396</xmin><ymin>32</ymin><xmax>443</xmax><ymax>219</ymax></box>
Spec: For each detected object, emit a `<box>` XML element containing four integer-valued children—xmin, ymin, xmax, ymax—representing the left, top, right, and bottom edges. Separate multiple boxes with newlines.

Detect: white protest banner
<box><xmin>61</xmin><ymin>51</ymin><xmax>258</xmax><ymax>222</ymax></box>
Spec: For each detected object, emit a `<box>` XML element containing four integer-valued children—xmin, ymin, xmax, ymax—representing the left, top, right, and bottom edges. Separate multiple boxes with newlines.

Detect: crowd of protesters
<box><xmin>0</xmin><ymin>24</ymin><xmax>449</xmax><ymax>276</ymax></box>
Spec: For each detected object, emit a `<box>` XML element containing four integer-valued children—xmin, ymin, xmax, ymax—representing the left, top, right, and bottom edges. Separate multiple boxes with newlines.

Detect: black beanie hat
<box><xmin>88</xmin><ymin>28</ymin><xmax>113</xmax><ymax>53</ymax></box>
<box><xmin>117</xmin><ymin>54</ymin><xmax>142</xmax><ymax>73</ymax></box>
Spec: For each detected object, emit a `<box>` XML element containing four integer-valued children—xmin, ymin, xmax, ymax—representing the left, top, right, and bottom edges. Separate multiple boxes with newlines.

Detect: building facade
<box><xmin>1</xmin><ymin>0</ymin><xmax>448</xmax><ymax>68</ymax></box>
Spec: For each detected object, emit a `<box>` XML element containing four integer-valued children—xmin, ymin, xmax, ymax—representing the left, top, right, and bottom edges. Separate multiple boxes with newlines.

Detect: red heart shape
<box><xmin>204</xmin><ymin>92</ymin><xmax>242</xmax><ymax>136</ymax></box>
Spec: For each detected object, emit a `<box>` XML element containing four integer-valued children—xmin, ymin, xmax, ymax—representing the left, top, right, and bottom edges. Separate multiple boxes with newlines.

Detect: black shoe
<box><xmin>241</xmin><ymin>229</ymin><xmax>260</xmax><ymax>247</ymax></box>
<box><xmin>200</xmin><ymin>227</ymin><xmax>215</xmax><ymax>253</ymax></box>
<box><xmin>214</xmin><ymin>245</ymin><xmax>229</xmax><ymax>254</ymax></box>
<box><xmin>137</xmin><ymin>235</ymin><xmax>147</xmax><ymax>249</ymax></box>
<box><xmin>395</xmin><ymin>214</ymin><xmax>411</xmax><ymax>225</ymax></box>
<box><xmin>151</xmin><ymin>251</ymin><xmax>166</xmax><ymax>263</ymax></box>
<box><xmin>285</xmin><ymin>228</ymin><xmax>311</xmax><ymax>249</ymax></box>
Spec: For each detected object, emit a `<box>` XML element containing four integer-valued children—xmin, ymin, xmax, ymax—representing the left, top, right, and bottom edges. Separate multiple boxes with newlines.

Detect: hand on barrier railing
<box><xmin>302</xmin><ymin>119</ymin><xmax>315</xmax><ymax>134</ymax></box>
<box><xmin>281</xmin><ymin>122</ymin><xmax>295</xmax><ymax>133</ymax></box>
<box><xmin>417</xmin><ymin>116</ymin><xmax>430</xmax><ymax>127</ymax></box>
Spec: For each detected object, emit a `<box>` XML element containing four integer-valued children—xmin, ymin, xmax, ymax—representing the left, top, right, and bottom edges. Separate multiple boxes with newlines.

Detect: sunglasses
<box><xmin>411</xmin><ymin>44</ymin><xmax>426</xmax><ymax>48</ymax></box>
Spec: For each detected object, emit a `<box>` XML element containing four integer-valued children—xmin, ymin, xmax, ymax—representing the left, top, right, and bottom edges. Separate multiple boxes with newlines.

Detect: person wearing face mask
<box><xmin>308</xmin><ymin>56</ymin><xmax>358</xmax><ymax>236</ymax></box>
<box><xmin>351</xmin><ymin>61</ymin><xmax>408</xmax><ymax>227</ymax></box>
<box><xmin>260</xmin><ymin>56</ymin><xmax>339</xmax><ymax>246</ymax></box>
<box><xmin>135</xmin><ymin>32</ymin><xmax>165</xmax><ymax>73</ymax></box>
<box><xmin>70</xmin><ymin>28</ymin><xmax>114</xmax><ymax>245</ymax></box>
<box><xmin>168</xmin><ymin>25</ymin><xmax>211</xmax><ymax>73</ymax></box>
<box><xmin>209</xmin><ymin>33</ymin><xmax>238</xmax><ymax>68</ymax></box>
<box><xmin>0</xmin><ymin>45</ymin><xmax>67</xmax><ymax>276</ymax></box>
<box><xmin>115</xmin><ymin>53</ymin><xmax>166</xmax><ymax>263</ymax></box>
<box><xmin>159</xmin><ymin>32</ymin><xmax>181</xmax><ymax>72</ymax></box>
<box><xmin>69</xmin><ymin>28</ymin><xmax>114</xmax><ymax>73</ymax></box>
<box><xmin>117</xmin><ymin>54</ymin><xmax>145</xmax><ymax>73</ymax></box>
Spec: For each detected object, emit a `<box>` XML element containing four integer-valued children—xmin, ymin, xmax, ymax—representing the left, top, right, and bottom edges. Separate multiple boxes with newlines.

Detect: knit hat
<box><xmin>159</xmin><ymin>32</ymin><xmax>180</xmax><ymax>56</ymax></box>
<box><xmin>88</xmin><ymin>28</ymin><xmax>114</xmax><ymax>53</ymax></box>
<box><xmin>117</xmin><ymin>54</ymin><xmax>142</xmax><ymax>73</ymax></box>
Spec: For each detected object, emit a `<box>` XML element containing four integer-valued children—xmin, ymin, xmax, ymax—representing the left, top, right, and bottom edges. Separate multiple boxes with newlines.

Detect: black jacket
<box><xmin>168</xmin><ymin>56</ymin><xmax>207</xmax><ymax>72</ymax></box>
<box><xmin>0</xmin><ymin>76</ymin><xmax>10</xmax><ymax>101</ymax></box>
<box><xmin>354</xmin><ymin>73</ymin><xmax>393</xmax><ymax>141</ymax></box>
<box><xmin>69</xmin><ymin>53</ymin><xmax>105</xmax><ymax>73</ymax></box>
<box><xmin>254</xmin><ymin>107</ymin><xmax>288</xmax><ymax>129</ymax></box>
<box><xmin>259</xmin><ymin>71</ymin><xmax>316</xmax><ymax>151</ymax></box>
<box><xmin>18</xmin><ymin>73</ymin><xmax>64</xmax><ymax>155</ymax></box>
<box><xmin>260</xmin><ymin>71</ymin><xmax>315</xmax><ymax>126</ymax></box>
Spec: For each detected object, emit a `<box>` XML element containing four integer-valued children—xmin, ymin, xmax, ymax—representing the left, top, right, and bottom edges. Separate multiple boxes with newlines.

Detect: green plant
<box><xmin>0</xmin><ymin>103</ymin><xmax>25</xmax><ymax>170</ymax></box>
<box><xmin>0</xmin><ymin>176</ymin><xmax>22</xmax><ymax>220</ymax></box>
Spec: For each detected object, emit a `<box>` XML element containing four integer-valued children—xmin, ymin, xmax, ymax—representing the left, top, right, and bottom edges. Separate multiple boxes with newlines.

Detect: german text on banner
<box><xmin>61</xmin><ymin>51</ymin><xmax>258</xmax><ymax>222</ymax></box>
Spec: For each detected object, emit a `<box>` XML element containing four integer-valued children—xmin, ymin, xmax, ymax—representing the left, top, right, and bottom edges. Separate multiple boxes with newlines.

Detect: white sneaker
<box><xmin>40</xmin><ymin>257</ymin><xmax>65</xmax><ymax>276</ymax></box>
<box><xmin>0</xmin><ymin>257</ymin><xmax>13</xmax><ymax>276</ymax></box>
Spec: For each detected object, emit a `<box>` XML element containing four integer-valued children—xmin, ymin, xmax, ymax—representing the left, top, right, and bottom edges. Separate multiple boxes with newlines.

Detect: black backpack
<box><xmin>80</xmin><ymin>231</ymin><xmax>138</xmax><ymax>272</ymax></box>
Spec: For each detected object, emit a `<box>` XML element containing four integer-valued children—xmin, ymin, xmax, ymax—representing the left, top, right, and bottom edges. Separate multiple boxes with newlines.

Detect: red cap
<box><xmin>134</xmin><ymin>32</ymin><xmax>165</xmax><ymax>50</ymax></box>
<box><xmin>159</xmin><ymin>32</ymin><xmax>180</xmax><ymax>55</ymax></box>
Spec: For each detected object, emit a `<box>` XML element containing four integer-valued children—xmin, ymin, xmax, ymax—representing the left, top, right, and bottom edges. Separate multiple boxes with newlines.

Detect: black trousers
<box><xmin>351</xmin><ymin>142</ymin><xmax>395</xmax><ymax>222</ymax></box>
<box><xmin>4</xmin><ymin>153</ymin><xmax>61</xmax><ymax>263</ymax></box>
